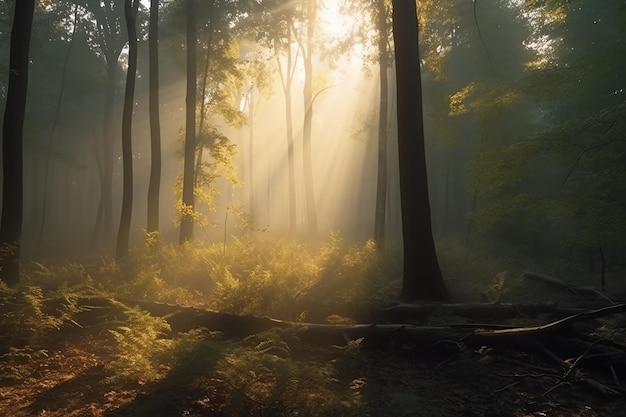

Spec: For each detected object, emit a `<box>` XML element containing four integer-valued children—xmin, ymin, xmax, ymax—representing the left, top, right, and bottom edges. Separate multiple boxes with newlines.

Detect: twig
<box><xmin>493</xmin><ymin>381</ymin><xmax>518</xmax><ymax>393</ymax></box>
<box><xmin>562</xmin><ymin>339</ymin><xmax>601</xmax><ymax>380</ymax></box>
<box><xmin>542</xmin><ymin>381</ymin><xmax>568</xmax><ymax>397</ymax></box>
<box><xmin>610</xmin><ymin>365</ymin><xmax>619</xmax><ymax>386</ymax></box>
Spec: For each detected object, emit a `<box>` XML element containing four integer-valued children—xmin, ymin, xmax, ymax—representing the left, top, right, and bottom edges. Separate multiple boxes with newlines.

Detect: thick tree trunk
<box><xmin>179</xmin><ymin>0</ymin><xmax>197</xmax><ymax>243</ymax></box>
<box><xmin>147</xmin><ymin>0</ymin><xmax>162</xmax><ymax>233</ymax></box>
<box><xmin>116</xmin><ymin>0</ymin><xmax>139</xmax><ymax>260</ymax></box>
<box><xmin>0</xmin><ymin>0</ymin><xmax>35</xmax><ymax>286</ymax></box>
<box><xmin>392</xmin><ymin>0</ymin><xmax>449</xmax><ymax>301</ymax></box>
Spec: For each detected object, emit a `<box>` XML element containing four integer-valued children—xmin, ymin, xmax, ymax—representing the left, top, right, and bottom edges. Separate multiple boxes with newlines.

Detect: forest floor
<box><xmin>1</xmin><ymin>277</ymin><xmax>626</xmax><ymax>416</ymax></box>
<box><xmin>1</xmin><ymin>332</ymin><xmax>624</xmax><ymax>417</ymax></box>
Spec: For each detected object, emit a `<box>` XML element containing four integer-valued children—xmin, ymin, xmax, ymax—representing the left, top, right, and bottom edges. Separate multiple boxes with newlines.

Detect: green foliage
<box><xmin>436</xmin><ymin>238</ymin><xmax>525</xmax><ymax>302</ymax></box>
<box><xmin>0</xmin><ymin>346</ymin><xmax>49</xmax><ymax>384</ymax></box>
<box><xmin>461</xmin><ymin>0</ymin><xmax>626</xmax><ymax>258</ymax></box>
<box><xmin>216</xmin><ymin>329</ymin><xmax>360</xmax><ymax>416</ymax></box>
<box><xmin>0</xmin><ymin>284</ymin><xmax>64</xmax><ymax>346</ymax></box>
<box><xmin>301</xmin><ymin>235</ymin><xmax>399</xmax><ymax>322</ymax></box>
<box><xmin>105</xmin><ymin>307</ymin><xmax>173</xmax><ymax>383</ymax></box>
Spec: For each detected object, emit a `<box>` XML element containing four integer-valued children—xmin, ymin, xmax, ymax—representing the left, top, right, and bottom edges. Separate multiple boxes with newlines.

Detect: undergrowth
<box><xmin>2</xmin><ymin>232</ymin><xmax>609</xmax><ymax>393</ymax></box>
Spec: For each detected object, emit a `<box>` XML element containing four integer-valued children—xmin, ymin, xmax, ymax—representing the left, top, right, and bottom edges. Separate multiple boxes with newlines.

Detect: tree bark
<box><xmin>116</xmin><ymin>0</ymin><xmax>139</xmax><ymax>260</ymax></box>
<box><xmin>179</xmin><ymin>0</ymin><xmax>197</xmax><ymax>243</ymax></box>
<box><xmin>147</xmin><ymin>0</ymin><xmax>162</xmax><ymax>233</ymax></box>
<box><xmin>392</xmin><ymin>0</ymin><xmax>449</xmax><ymax>301</ymax></box>
<box><xmin>0</xmin><ymin>0</ymin><xmax>35</xmax><ymax>286</ymax></box>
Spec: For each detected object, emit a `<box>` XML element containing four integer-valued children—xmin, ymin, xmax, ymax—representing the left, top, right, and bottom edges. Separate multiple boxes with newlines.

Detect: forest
<box><xmin>0</xmin><ymin>0</ymin><xmax>625</xmax><ymax>416</ymax></box>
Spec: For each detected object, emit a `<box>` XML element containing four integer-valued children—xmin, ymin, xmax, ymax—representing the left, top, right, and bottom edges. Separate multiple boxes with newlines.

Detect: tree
<box><xmin>337</xmin><ymin>0</ymin><xmax>395</xmax><ymax>246</ymax></box>
<box><xmin>462</xmin><ymin>0</ymin><xmax>626</xmax><ymax>265</ymax></box>
<box><xmin>298</xmin><ymin>0</ymin><xmax>319</xmax><ymax>234</ymax></box>
<box><xmin>36</xmin><ymin>3</ymin><xmax>80</xmax><ymax>252</ymax></box>
<box><xmin>250</xmin><ymin>0</ymin><xmax>310</xmax><ymax>233</ymax></box>
<box><xmin>76</xmin><ymin>0</ymin><xmax>127</xmax><ymax>249</ymax></box>
<box><xmin>179</xmin><ymin>0</ymin><xmax>197</xmax><ymax>243</ymax></box>
<box><xmin>116</xmin><ymin>0</ymin><xmax>139</xmax><ymax>260</ymax></box>
<box><xmin>391</xmin><ymin>0</ymin><xmax>449</xmax><ymax>301</ymax></box>
<box><xmin>373</xmin><ymin>0</ymin><xmax>391</xmax><ymax>248</ymax></box>
<box><xmin>147</xmin><ymin>0</ymin><xmax>162</xmax><ymax>233</ymax></box>
<box><xmin>0</xmin><ymin>0</ymin><xmax>35</xmax><ymax>286</ymax></box>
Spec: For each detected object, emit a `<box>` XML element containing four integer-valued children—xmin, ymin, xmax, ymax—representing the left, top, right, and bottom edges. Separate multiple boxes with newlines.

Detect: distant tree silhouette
<box><xmin>179</xmin><ymin>0</ymin><xmax>197</xmax><ymax>243</ymax></box>
<box><xmin>0</xmin><ymin>0</ymin><xmax>35</xmax><ymax>286</ymax></box>
<box><xmin>116</xmin><ymin>0</ymin><xmax>139</xmax><ymax>260</ymax></box>
<box><xmin>147</xmin><ymin>0</ymin><xmax>162</xmax><ymax>233</ymax></box>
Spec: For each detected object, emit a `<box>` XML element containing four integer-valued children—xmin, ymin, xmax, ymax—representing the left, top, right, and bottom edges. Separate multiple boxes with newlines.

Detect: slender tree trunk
<box><xmin>92</xmin><ymin>57</ymin><xmax>119</xmax><ymax>249</ymax></box>
<box><xmin>248</xmin><ymin>86</ymin><xmax>256</xmax><ymax>223</ymax></box>
<box><xmin>194</xmin><ymin>26</ymin><xmax>212</xmax><ymax>189</ymax></box>
<box><xmin>179</xmin><ymin>0</ymin><xmax>197</xmax><ymax>243</ymax></box>
<box><xmin>374</xmin><ymin>0</ymin><xmax>389</xmax><ymax>248</ymax></box>
<box><xmin>102</xmin><ymin>58</ymin><xmax>118</xmax><ymax>237</ymax></box>
<box><xmin>301</xmin><ymin>0</ymin><xmax>318</xmax><ymax>234</ymax></box>
<box><xmin>116</xmin><ymin>0</ymin><xmax>139</xmax><ymax>260</ymax></box>
<box><xmin>147</xmin><ymin>0</ymin><xmax>162</xmax><ymax>233</ymax></box>
<box><xmin>275</xmin><ymin>26</ymin><xmax>298</xmax><ymax>232</ymax></box>
<box><xmin>83</xmin><ymin>1</ymin><xmax>125</xmax><ymax>251</ymax></box>
<box><xmin>285</xmin><ymin>78</ymin><xmax>297</xmax><ymax>232</ymax></box>
<box><xmin>444</xmin><ymin>160</ymin><xmax>450</xmax><ymax>235</ymax></box>
<box><xmin>0</xmin><ymin>0</ymin><xmax>35</xmax><ymax>286</ymax></box>
<box><xmin>392</xmin><ymin>0</ymin><xmax>449</xmax><ymax>301</ymax></box>
<box><xmin>37</xmin><ymin>4</ymin><xmax>79</xmax><ymax>252</ymax></box>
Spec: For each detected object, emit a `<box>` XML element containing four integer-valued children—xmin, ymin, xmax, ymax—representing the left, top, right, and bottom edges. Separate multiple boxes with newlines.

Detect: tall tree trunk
<box><xmin>116</xmin><ymin>0</ymin><xmax>139</xmax><ymax>260</ymax></box>
<box><xmin>285</xmin><ymin>75</ymin><xmax>297</xmax><ymax>232</ymax></box>
<box><xmin>248</xmin><ymin>86</ymin><xmax>256</xmax><ymax>224</ymax></box>
<box><xmin>374</xmin><ymin>0</ymin><xmax>389</xmax><ymax>248</ymax></box>
<box><xmin>275</xmin><ymin>25</ymin><xmax>297</xmax><ymax>232</ymax></box>
<box><xmin>194</xmin><ymin>25</ymin><xmax>212</xmax><ymax>189</ymax></box>
<box><xmin>147</xmin><ymin>0</ymin><xmax>162</xmax><ymax>233</ymax></box>
<box><xmin>92</xmin><ymin>57</ymin><xmax>120</xmax><ymax>249</ymax></box>
<box><xmin>37</xmin><ymin>4</ymin><xmax>79</xmax><ymax>253</ymax></box>
<box><xmin>179</xmin><ymin>0</ymin><xmax>197</xmax><ymax>243</ymax></box>
<box><xmin>301</xmin><ymin>0</ymin><xmax>317</xmax><ymax>234</ymax></box>
<box><xmin>392</xmin><ymin>0</ymin><xmax>449</xmax><ymax>301</ymax></box>
<box><xmin>0</xmin><ymin>0</ymin><xmax>35</xmax><ymax>286</ymax></box>
<box><xmin>86</xmin><ymin>1</ymin><xmax>126</xmax><ymax>251</ymax></box>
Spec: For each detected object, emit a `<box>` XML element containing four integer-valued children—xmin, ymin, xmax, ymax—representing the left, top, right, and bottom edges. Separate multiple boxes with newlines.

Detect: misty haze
<box><xmin>0</xmin><ymin>1</ymin><xmax>625</xmax><ymax>416</ymax></box>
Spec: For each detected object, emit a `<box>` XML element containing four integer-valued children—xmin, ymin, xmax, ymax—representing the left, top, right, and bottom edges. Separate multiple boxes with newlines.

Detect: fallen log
<box><xmin>465</xmin><ymin>303</ymin><xmax>626</xmax><ymax>348</ymax></box>
<box><xmin>378</xmin><ymin>302</ymin><xmax>584</xmax><ymax>322</ymax></box>
<box><xmin>522</xmin><ymin>271</ymin><xmax>613</xmax><ymax>303</ymax></box>
<box><xmin>67</xmin><ymin>297</ymin><xmax>626</xmax><ymax>357</ymax></box>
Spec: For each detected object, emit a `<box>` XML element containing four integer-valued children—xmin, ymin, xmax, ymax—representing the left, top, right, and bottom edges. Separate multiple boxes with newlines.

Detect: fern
<box><xmin>0</xmin><ymin>346</ymin><xmax>49</xmax><ymax>383</ymax></box>
<box><xmin>105</xmin><ymin>307</ymin><xmax>173</xmax><ymax>383</ymax></box>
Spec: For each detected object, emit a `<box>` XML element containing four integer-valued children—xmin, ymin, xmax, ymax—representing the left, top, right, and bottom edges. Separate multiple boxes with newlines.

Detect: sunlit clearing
<box><xmin>222</xmin><ymin>60</ymin><xmax>379</xmax><ymax>239</ymax></box>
